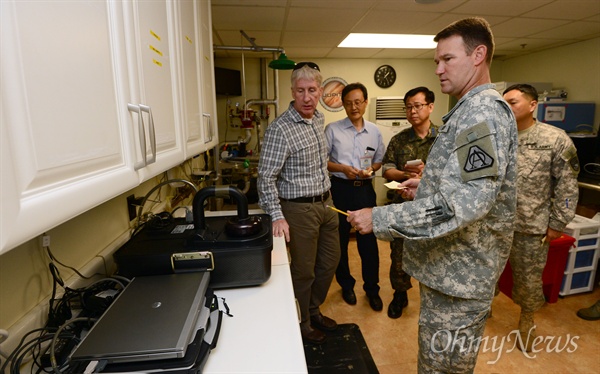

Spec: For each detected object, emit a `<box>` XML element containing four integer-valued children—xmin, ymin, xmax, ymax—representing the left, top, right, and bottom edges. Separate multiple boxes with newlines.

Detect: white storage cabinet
<box><xmin>561</xmin><ymin>215</ymin><xmax>600</xmax><ymax>296</ymax></box>
<box><xmin>0</xmin><ymin>0</ymin><xmax>217</xmax><ymax>254</ymax></box>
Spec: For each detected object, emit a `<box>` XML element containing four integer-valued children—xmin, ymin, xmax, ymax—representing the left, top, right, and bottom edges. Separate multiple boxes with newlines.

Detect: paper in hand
<box><xmin>384</xmin><ymin>181</ymin><xmax>407</xmax><ymax>190</ymax></box>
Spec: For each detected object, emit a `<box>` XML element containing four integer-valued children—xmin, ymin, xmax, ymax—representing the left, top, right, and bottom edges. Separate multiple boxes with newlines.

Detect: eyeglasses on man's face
<box><xmin>405</xmin><ymin>103</ymin><xmax>430</xmax><ymax>112</ymax></box>
<box><xmin>293</xmin><ymin>62</ymin><xmax>320</xmax><ymax>71</ymax></box>
<box><xmin>343</xmin><ymin>100</ymin><xmax>366</xmax><ymax>108</ymax></box>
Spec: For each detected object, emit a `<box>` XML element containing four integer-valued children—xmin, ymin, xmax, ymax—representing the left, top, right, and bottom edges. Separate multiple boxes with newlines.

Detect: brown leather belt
<box><xmin>331</xmin><ymin>176</ymin><xmax>372</xmax><ymax>187</ymax></box>
<box><xmin>281</xmin><ymin>191</ymin><xmax>330</xmax><ymax>203</ymax></box>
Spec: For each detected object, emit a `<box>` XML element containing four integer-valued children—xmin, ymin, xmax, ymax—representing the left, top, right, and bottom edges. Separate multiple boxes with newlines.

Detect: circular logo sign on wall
<box><xmin>320</xmin><ymin>77</ymin><xmax>347</xmax><ymax>112</ymax></box>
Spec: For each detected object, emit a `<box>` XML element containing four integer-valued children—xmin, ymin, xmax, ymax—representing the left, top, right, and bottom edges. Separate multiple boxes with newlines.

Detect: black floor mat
<box><xmin>303</xmin><ymin>323</ymin><xmax>379</xmax><ymax>374</ymax></box>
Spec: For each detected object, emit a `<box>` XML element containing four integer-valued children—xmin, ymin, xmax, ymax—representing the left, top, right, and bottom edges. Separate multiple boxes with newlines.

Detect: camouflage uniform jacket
<box><xmin>371</xmin><ymin>84</ymin><xmax>518</xmax><ymax>300</ymax></box>
<box><xmin>382</xmin><ymin>124</ymin><xmax>439</xmax><ymax>203</ymax></box>
<box><xmin>382</xmin><ymin>124</ymin><xmax>439</xmax><ymax>174</ymax></box>
<box><xmin>515</xmin><ymin>120</ymin><xmax>579</xmax><ymax>234</ymax></box>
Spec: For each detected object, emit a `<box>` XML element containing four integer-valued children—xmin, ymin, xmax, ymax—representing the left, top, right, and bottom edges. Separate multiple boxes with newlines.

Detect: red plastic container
<box><xmin>498</xmin><ymin>234</ymin><xmax>576</xmax><ymax>303</ymax></box>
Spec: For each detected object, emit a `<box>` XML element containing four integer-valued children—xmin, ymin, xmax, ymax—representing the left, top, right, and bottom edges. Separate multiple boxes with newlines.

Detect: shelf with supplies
<box><xmin>561</xmin><ymin>215</ymin><xmax>600</xmax><ymax>296</ymax></box>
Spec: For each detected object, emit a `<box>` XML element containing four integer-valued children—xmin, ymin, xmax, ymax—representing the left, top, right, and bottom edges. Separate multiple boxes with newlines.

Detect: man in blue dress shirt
<box><xmin>325</xmin><ymin>82</ymin><xmax>385</xmax><ymax>311</ymax></box>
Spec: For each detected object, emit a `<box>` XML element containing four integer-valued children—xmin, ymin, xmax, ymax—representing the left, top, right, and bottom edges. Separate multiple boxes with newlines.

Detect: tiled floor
<box><xmin>319</xmin><ymin>238</ymin><xmax>600</xmax><ymax>374</ymax></box>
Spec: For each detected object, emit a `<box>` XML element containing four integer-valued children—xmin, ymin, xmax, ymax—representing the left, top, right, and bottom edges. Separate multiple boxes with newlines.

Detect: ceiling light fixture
<box><xmin>268</xmin><ymin>52</ymin><xmax>296</xmax><ymax>70</ymax></box>
<box><xmin>338</xmin><ymin>33</ymin><xmax>437</xmax><ymax>49</ymax></box>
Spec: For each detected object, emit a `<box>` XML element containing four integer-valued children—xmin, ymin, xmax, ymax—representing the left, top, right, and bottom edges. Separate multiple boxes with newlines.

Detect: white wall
<box><xmin>499</xmin><ymin>38</ymin><xmax>600</xmax><ymax>132</ymax></box>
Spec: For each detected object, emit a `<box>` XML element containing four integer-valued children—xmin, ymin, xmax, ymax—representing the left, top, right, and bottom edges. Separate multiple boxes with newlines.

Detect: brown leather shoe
<box><xmin>301</xmin><ymin>325</ymin><xmax>326</xmax><ymax>344</ymax></box>
<box><xmin>368</xmin><ymin>293</ymin><xmax>383</xmax><ymax>311</ymax></box>
<box><xmin>342</xmin><ymin>289</ymin><xmax>357</xmax><ymax>305</ymax></box>
<box><xmin>310</xmin><ymin>313</ymin><xmax>338</xmax><ymax>332</ymax></box>
<box><xmin>387</xmin><ymin>291</ymin><xmax>408</xmax><ymax>319</ymax></box>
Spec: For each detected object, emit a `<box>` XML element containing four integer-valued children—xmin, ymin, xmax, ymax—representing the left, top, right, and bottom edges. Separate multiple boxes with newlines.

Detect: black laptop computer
<box><xmin>70</xmin><ymin>272</ymin><xmax>210</xmax><ymax>364</ymax></box>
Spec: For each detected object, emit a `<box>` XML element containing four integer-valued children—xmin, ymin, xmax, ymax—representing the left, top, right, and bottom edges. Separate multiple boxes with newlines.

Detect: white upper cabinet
<box><xmin>0</xmin><ymin>0</ymin><xmax>218</xmax><ymax>254</ymax></box>
<box><xmin>199</xmin><ymin>0</ymin><xmax>219</xmax><ymax>150</ymax></box>
<box><xmin>120</xmin><ymin>0</ymin><xmax>185</xmax><ymax>182</ymax></box>
<box><xmin>175</xmin><ymin>0</ymin><xmax>206</xmax><ymax>158</ymax></box>
<box><xmin>0</xmin><ymin>0</ymin><xmax>139</xmax><ymax>253</ymax></box>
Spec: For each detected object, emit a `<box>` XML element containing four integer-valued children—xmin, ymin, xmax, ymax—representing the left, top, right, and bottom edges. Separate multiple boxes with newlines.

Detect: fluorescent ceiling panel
<box><xmin>339</xmin><ymin>33</ymin><xmax>437</xmax><ymax>49</ymax></box>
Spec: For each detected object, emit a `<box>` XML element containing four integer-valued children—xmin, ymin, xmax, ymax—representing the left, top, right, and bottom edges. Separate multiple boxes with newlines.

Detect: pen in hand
<box><xmin>326</xmin><ymin>204</ymin><xmax>349</xmax><ymax>216</ymax></box>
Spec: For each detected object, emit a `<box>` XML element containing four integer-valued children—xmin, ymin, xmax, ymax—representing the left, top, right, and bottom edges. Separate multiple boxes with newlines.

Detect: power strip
<box><xmin>1</xmin><ymin>230</ymin><xmax>131</xmax><ymax>357</ymax></box>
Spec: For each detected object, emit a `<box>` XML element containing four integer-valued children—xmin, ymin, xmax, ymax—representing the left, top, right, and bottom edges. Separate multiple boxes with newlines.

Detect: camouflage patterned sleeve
<box><xmin>372</xmin><ymin>170</ymin><xmax>505</xmax><ymax>241</ymax></box>
<box><xmin>372</xmin><ymin>92</ymin><xmax>517</xmax><ymax>243</ymax></box>
<box><xmin>382</xmin><ymin>133</ymin><xmax>401</xmax><ymax>174</ymax></box>
<box><xmin>548</xmin><ymin>133</ymin><xmax>579</xmax><ymax>232</ymax></box>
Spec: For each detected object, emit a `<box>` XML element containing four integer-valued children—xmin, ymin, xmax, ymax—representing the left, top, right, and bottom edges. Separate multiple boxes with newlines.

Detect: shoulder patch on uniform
<box><xmin>569</xmin><ymin>156</ymin><xmax>580</xmax><ymax>173</ymax></box>
<box><xmin>456</xmin><ymin>122</ymin><xmax>499</xmax><ymax>182</ymax></box>
<box><xmin>563</xmin><ymin>145</ymin><xmax>580</xmax><ymax>173</ymax></box>
<box><xmin>464</xmin><ymin>145</ymin><xmax>494</xmax><ymax>172</ymax></box>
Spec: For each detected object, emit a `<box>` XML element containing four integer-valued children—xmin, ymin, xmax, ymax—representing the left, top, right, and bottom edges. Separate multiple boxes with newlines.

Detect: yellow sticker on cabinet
<box><xmin>186</xmin><ymin>36</ymin><xmax>193</xmax><ymax>44</ymax></box>
<box><xmin>150</xmin><ymin>30</ymin><xmax>161</xmax><ymax>41</ymax></box>
<box><xmin>153</xmin><ymin>59</ymin><xmax>163</xmax><ymax>67</ymax></box>
<box><xmin>149</xmin><ymin>45</ymin><xmax>163</xmax><ymax>56</ymax></box>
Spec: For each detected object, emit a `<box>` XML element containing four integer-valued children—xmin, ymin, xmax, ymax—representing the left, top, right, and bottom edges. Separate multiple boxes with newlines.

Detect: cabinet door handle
<box><xmin>203</xmin><ymin>113</ymin><xmax>212</xmax><ymax>143</ymax></box>
<box><xmin>127</xmin><ymin>103</ymin><xmax>147</xmax><ymax>170</ymax></box>
<box><xmin>139</xmin><ymin>104</ymin><xmax>156</xmax><ymax>165</ymax></box>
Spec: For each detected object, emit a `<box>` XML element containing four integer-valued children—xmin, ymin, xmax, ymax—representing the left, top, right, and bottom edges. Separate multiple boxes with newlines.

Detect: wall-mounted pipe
<box><xmin>211</xmin><ymin>144</ymin><xmax>221</xmax><ymax>182</ymax></box>
<box><xmin>213</xmin><ymin>45</ymin><xmax>285</xmax><ymax>53</ymax></box>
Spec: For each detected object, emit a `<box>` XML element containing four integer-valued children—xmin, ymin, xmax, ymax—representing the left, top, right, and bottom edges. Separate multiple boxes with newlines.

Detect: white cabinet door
<box><xmin>199</xmin><ymin>0</ymin><xmax>219</xmax><ymax>150</ymax></box>
<box><xmin>175</xmin><ymin>0</ymin><xmax>206</xmax><ymax>158</ymax></box>
<box><xmin>121</xmin><ymin>0</ymin><xmax>185</xmax><ymax>182</ymax></box>
<box><xmin>0</xmin><ymin>0</ymin><xmax>139</xmax><ymax>254</ymax></box>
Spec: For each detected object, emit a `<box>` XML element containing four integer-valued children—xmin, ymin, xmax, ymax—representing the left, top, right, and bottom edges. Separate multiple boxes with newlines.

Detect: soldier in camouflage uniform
<box><xmin>502</xmin><ymin>83</ymin><xmax>579</xmax><ymax>352</ymax></box>
<box><xmin>381</xmin><ymin>86</ymin><xmax>438</xmax><ymax>319</ymax></box>
<box><xmin>348</xmin><ymin>18</ymin><xmax>517</xmax><ymax>373</ymax></box>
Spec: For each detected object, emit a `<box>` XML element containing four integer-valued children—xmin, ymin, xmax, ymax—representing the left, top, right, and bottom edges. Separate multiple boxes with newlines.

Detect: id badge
<box><xmin>360</xmin><ymin>156</ymin><xmax>372</xmax><ymax>169</ymax></box>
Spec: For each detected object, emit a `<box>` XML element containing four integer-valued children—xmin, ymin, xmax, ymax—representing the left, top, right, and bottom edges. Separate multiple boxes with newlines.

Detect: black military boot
<box><xmin>387</xmin><ymin>291</ymin><xmax>408</xmax><ymax>319</ymax></box>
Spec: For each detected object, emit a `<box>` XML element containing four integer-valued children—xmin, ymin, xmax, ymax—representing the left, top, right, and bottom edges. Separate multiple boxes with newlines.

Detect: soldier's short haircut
<box><xmin>503</xmin><ymin>83</ymin><xmax>539</xmax><ymax>102</ymax></box>
<box><xmin>434</xmin><ymin>17</ymin><xmax>495</xmax><ymax>66</ymax></box>
<box><xmin>404</xmin><ymin>86</ymin><xmax>435</xmax><ymax>105</ymax></box>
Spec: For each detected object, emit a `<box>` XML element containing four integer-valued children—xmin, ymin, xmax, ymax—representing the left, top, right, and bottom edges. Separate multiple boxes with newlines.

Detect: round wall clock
<box><xmin>374</xmin><ymin>64</ymin><xmax>396</xmax><ymax>88</ymax></box>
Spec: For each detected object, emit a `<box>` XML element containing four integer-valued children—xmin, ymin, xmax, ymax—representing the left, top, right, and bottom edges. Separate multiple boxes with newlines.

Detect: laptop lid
<box><xmin>70</xmin><ymin>272</ymin><xmax>210</xmax><ymax>364</ymax></box>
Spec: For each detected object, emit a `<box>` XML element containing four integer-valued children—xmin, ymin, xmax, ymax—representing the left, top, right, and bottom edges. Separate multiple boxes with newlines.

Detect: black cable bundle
<box><xmin>0</xmin><ymin>243</ymin><xmax>129</xmax><ymax>374</ymax></box>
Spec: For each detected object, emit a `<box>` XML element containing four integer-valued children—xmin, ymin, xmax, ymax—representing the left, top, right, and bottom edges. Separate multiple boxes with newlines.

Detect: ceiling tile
<box><xmin>285</xmin><ymin>47</ymin><xmax>336</xmax><ymax>59</ymax></box>
<box><xmin>211</xmin><ymin>5</ymin><xmax>285</xmax><ymax>31</ymax></box>
<box><xmin>521</xmin><ymin>0</ymin><xmax>600</xmax><ymax>20</ymax></box>
<box><xmin>282</xmin><ymin>31</ymin><xmax>349</xmax><ymax>47</ymax></box>
<box><xmin>372</xmin><ymin>0</ymin><xmax>470</xmax><ymax>13</ymax></box>
<box><xmin>492</xmin><ymin>18</ymin><xmax>571</xmax><ymax>38</ymax></box>
<box><xmin>285</xmin><ymin>8</ymin><xmax>366</xmax><ymax>32</ymax></box>
<box><xmin>289</xmin><ymin>0</ymin><xmax>377</xmax><ymax>10</ymax></box>
<box><xmin>352</xmin><ymin>10</ymin><xmax>442</xmax><ymax>34</ymax></box>
<box><xmin>451</xmin><ymin>0</ymin><xmax>555</xmax><ymax>17</ymax></box>
<box><xmin>215</xmin><ymin>30</ymin><xmax>282</xmax><ymax>47</ymax></box>
<box><xmin>528</xmin><ymin>21</ymin><xmax>600</xmax><ymax>39</ymax></box>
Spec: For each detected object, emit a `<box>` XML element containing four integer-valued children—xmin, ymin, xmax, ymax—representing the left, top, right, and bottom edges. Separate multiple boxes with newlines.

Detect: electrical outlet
<box><xmin>126</xmin><ymin>195</ymin><xmax>144</xmax><ymax>221</ymax></box>
<box><xmin>42</xmin><ymin>234</ymin><xmax>51</xmax><ymax>247</ymax></box>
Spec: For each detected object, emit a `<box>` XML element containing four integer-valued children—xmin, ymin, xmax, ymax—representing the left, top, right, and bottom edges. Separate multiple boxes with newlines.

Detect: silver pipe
<box><xmin>241</xmin><ymin>128</ymin><xmax>252</xmax><ymax>144</ymax></box>
<box><xmin>213</xmin><ymin>45</ymin><xmax>284</xmax><ymax>53</ymax></box>
<box><xmin>211</xmin><ymin>144</ymin><xmax>221</xmax><ymax>182</ymax></box>
<box><xmin>273</xmin><ymin>65</ymin><xmax>280</xmax><ymax>117</ymax></box>
<box><xmin>241</xmin><ymin>50</ymin><xmax>247</xmax><ymax>121</ymax></box>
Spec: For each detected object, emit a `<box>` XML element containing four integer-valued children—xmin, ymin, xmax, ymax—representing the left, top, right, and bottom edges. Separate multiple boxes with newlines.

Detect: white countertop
<box><xmin>203</xmin><ymin>216</ymin><xmax>307</xmax><ymax>373</ymax></box>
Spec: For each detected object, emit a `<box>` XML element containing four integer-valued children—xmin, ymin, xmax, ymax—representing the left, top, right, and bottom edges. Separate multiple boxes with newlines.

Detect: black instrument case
<box><xmin>114</xmin><ymin>186</ymin><xmax>273</xmax><ymax>289</ymax></box>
